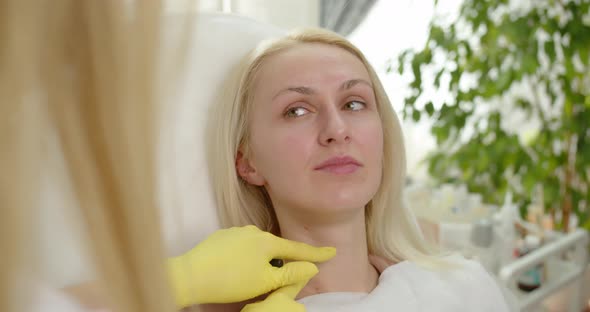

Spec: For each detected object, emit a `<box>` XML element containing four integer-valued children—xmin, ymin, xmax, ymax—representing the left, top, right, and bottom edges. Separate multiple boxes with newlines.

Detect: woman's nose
<box><xmin>318</xmin><ymin>106</ymin><xmax>351</xmax><ymax>146</ymax></box>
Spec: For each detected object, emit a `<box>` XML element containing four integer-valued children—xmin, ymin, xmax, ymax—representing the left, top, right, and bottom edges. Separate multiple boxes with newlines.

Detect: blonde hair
<box><xmin>1</xmin><ymin>1</ymin><xmax>180</xmax><ymax>311</ymax></box>
<box><xmin>0</xmin><ymin>3</ymin><xmax>42</xmax><ymax>310</ymax></box>
<box><xmin>210</xmin><ymin>28</ymin><xmax>445</xmax><ymax>267</ymax></box>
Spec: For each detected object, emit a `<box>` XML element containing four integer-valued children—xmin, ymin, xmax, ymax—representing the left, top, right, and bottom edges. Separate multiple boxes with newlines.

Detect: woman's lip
<box><xmin>316</xmin><ymin>163</ymin><xmax>361</xmax><ymax>174</ymax></box>
<box><xmin>314</xmin><ymin>156</ymin><xmax>362</xmax><ymax>173</ymax></box>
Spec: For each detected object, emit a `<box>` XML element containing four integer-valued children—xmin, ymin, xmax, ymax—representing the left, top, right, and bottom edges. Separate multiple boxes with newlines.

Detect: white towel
<box><xmin>298</xmin><ymin>255</ymin><xmax>518</xmax><ymax>312</ymax></box>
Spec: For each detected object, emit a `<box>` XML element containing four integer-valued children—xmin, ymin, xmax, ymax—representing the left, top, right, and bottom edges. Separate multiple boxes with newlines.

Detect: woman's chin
<box><xmin>328</xmin><ymin>190</ymin><xmax>373</xmax><ymax>207</ymax></box>
<box><xmin>312</xmin><ymin>196</ymin><xmax>371</xmax><ymax>216</ymax></box>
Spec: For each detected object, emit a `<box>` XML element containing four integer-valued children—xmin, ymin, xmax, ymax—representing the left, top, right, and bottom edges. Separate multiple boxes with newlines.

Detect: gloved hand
<box><xmin>167</xmin><ymin>225</ymin><xmax>336</xmax><ymax>308</ymax></box>
<box><xmin>241</xmin><ymin>280</ymin><xmax>308</xmax><ymax>312</ymax></box>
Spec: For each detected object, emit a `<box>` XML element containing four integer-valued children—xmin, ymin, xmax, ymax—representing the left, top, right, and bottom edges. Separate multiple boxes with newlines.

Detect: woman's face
<box><xmin>237</xmin><ymin>43</ymin><xmax>383</xmax><ymax>221</ymax></box>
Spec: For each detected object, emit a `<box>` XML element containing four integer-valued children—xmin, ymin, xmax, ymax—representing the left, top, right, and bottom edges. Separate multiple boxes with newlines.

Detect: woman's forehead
<box><xmin>254</xmin><ymin>43</ymin><xmax>371</xmax><ymax>94</ymax></box>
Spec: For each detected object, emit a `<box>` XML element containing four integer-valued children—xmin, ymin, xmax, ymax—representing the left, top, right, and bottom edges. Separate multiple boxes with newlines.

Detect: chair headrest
<box><xmin>158</xmin><ymin>13</ymin><xmax>286</xmax><ymax>255</ymax></box>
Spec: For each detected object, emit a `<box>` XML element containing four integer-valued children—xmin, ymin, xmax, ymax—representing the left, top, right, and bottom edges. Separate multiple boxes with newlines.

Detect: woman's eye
<box><xmin>344</xmin><ymin>100</ymin><xmax>366</xmax><ymax>111</ymax></box>
<box><xmin>284</xmin><ymin>107</ymin><xmax>310</xmax><ymax>118</ymax></box>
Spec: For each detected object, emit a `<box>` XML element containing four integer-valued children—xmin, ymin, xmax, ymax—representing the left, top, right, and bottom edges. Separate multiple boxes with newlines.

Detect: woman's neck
<box><xmin>276</xmin><ymin>209</ymin><xmax>379</xmax><ymax>299</ymax></box>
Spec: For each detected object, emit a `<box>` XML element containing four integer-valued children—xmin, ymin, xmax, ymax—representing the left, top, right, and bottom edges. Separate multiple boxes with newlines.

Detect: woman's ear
<box><xmin>235</xmin><ymin>151</ymin><xmax>265</xmax><ymax>186</ymax></box>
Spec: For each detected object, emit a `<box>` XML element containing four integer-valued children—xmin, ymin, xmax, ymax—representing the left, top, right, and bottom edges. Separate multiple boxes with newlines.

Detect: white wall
<box><xmin>166</xmin><ymin>0</ymin><xmax>320</xmax><ymax>29</ymax></box>
<box><xmin>230</xmin><ymin>0</ymin><xmax>319</xmax><ymax>29</ymax></box>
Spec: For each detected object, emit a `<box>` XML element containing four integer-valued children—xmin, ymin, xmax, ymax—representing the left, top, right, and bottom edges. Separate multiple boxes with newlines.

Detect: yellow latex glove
<box><xmin>241</xmin><ymin>280</ymin><xmax>308</xmax><ymax>312</ymax></box>
<box><xmin>167</xmin><ymin>225</ymin><xmax>336</xmax><ymax>308</ymax></box>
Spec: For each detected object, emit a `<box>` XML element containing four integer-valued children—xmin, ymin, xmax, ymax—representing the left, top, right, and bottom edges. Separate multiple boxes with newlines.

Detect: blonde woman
<box><xmin>207</xmin><ymin>28</ymin><xmax>516</xmax><ymax>311</ymax></box>
<box><xmin>1</xmin><ymin>1</ymin><xmax>334</xmax><ymax>312</ymax></box>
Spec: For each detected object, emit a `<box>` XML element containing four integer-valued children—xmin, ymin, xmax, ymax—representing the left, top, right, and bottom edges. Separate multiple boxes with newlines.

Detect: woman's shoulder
<box><xmin>405</xmin><ymin>254</ymin><xmax>500</xmax><ymax>291</ymax></box>
<box><xmin>380</xmin><ymin>254</ymin><xmax>516</xmax><ymax>311</ymax></box>
<box><xmin>382</xmin><ymin>254</ymin><xmax>484</xmax><ymax>276</ymax></box>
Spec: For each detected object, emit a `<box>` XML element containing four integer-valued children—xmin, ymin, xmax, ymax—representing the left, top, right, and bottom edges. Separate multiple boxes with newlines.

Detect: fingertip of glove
<box><xmin>319</xmin><ymin>247</ymin><xmax>337</xmax><ymax>260</ymax></box>
<box><xmin>282</xmin><ymin>261</ymin><xmax>318</xmax><ymax>280</ymax></box>
<box><xmin>296</xmin><ymin>260</ymin><xmax>318</xmax><ymax>272</ymax></box>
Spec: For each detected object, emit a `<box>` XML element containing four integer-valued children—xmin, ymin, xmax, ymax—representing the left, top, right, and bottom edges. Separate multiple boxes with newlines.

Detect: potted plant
<box><xmin>395</xmin><ymin>0</ymin><xmax>590</xmax><ymax>232</ymax></box>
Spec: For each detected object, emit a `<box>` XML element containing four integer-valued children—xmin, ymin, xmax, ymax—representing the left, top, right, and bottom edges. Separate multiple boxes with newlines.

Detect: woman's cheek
<box><xmin>358</xmin><ymin>119</ymin><xmax>383</xmax><ymax>145</ymax></box>
<box><xmin>281</xmin><ymin>133</ymin><xmax>309</xmax><ymax>154</ymax></box>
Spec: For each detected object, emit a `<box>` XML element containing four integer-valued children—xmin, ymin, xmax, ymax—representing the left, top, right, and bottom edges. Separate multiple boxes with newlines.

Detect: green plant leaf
<box><xmin>425</xmin><ymin>101</ymin><xmax>435</xmax><ymax>117</ymax></box>
<box><xmin>579</xmin><ymin>47</ymin><xmax>589</xmax><ymax>66</ymax></box>
<box><xmin>412</xmin><ymin>109</ymin><xmax>421</xmax><ymax>122</ymax></box>
<box><xmin>434</xmin><ymin>69</ymin><xmax>445</xmax><ymax>89</ymax></box>
<box><xmin>397</xmin><ymin>50</ymin><xmax>411</xmax><ymax>75</ymax></box>
<box><xmin>544</xmin><ymin>40</ymin><xmax>556</xmax><ymax>63</ymax></box>
<box><xmin>496</xmin><ymin>70</ymin><xmax>514</xmax><ymax>93</ymax></box>
<box><xmin>564</xmin><ymin>97</ymin><xmax>573</xmax><ymax>118</ymax></box>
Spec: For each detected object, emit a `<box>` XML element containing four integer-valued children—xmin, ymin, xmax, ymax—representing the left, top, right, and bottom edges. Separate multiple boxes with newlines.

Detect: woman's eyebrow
<box><xmin>340</xmin><ymin>79</ymin><xmax>373</xmax><ymax>90</ymax></box>
<box><xmin>272</xmin><ymin>79</ymin><xmax>373</xmax><ymax>100</ymax></box>
<box><xmin>273</xmin><ymin>86</ymin><xmax>315</xmax><ymax>100</ymax></box>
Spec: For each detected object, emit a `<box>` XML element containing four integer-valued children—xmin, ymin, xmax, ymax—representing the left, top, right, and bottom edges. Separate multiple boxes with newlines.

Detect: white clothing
<box><xmin>298</xmin><ymin>255</ymin><xmax>519</xmax><ymax>311</ymax></box>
